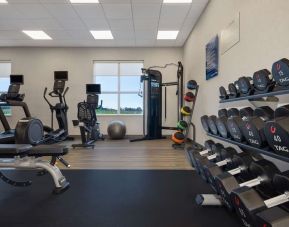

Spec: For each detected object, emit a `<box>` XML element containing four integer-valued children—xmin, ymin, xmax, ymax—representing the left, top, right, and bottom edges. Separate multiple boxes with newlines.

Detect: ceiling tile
<box><xmin>132</xmin><ymin>3</ymin><xmax>161</xmax><ymax>19</ymax></box>
<box><xmin>0</xmin><ymin>5</ymin><xmax>22</xmax><ymax>19</ymax></box>
<box><xmin>102</xmin><ymin>4</ymin><xmax>132</xmax><ymax>19</ymax></box>
<box><xmin>43</xmin><ymin>4</ymin><xmax>79</xmax><ymax>19</ymax></box>
<box><xmin>134</xmin><ymin>19</ymin><xmax>158</xmax><ymax>30</ymax></box>
<box><xmin>135</xmin><ymin>39</ymin><xmax>156</xmax><ymax>47</ymax></box>
<box><xmin>109</xmin><ymin>19</ymin><xmax>134</xmax><ymax>30</ymax></box>
<box><xmin>99</xmin><ymin>0</ymin><xmax>131</xmax><ymax>3</ymax></box>
<box><xmin>66</xmin><ymin>29</ymin><xmax>93</xmax><ymax>40</ymax></box>
<box><xmin>0</xmin><ymin>30</ymin><xmax>27</xmax><ymax>40</ymax></box>
<box><xmin>45</xmin><ymin>30</ymin><xmax>71</xmax><ymax>40</ymax></box>
<box><xmin>82</xmin><ymin>18</ymin><xmax>110</xmax><ymax>30</ymax></box>
<box><xmin>135</xmin><ymin>30</ymin><xmax>157</xmax><ymax>39</ymax></box>
<box><xmin>72</xmin><ymin>4</ymin><xmax>106</xmax><ymax>19</ymax></box>
<box><xmin>13</xmin><ymin>4</ymin><xmax>52</xmax><ymax>19</ymax></box>
<box><xmin>58</xmin><ymin>18</ymin><xmax>85</xmax><ymax>29</ymax></box>
<box><xmin>112</xmin><ymin>30</ymin><xmax>135</xmax><ymax>40</ymax></box>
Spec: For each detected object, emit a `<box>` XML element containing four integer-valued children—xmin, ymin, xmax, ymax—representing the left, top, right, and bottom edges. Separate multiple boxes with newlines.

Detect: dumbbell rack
<box><xmin>209</xmin><ymin>90</ymin><xmax>289</xmax><ymax>163</ymax></box>
<box><xmin>220</xmin><ymin>88</ymin><xmax>289</xmax><ymax>103</ymax></box>
<box><xmin>173</xmin><ymin>84</ymin><xmax>199</xmax><ymax>150</ymax></box>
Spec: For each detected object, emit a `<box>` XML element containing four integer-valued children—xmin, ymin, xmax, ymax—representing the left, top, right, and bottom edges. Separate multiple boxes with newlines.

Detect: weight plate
<box><xmin>207</xmin><ymin>116</ymin><xmax>218</xmax><ymax>135</ymax></box>
<box><xmin>216</xmin><ymin>117</ymin><xmax>229</xmax><ymax>138</ymax></box>
<box><xmin>227</xmin><ymin>117</ymin><xmax>244</xmax><ymax>142</ymax></box>
<box><xmin>264</xmin><ymin>120</ymin><xmax>289</xmax><ymax>157</ymax></box>
<box><xmin>272</xmin><ymin>58</ymin><xmax>289</xmax><ymax>87</ymax></box>
<box><xmin>238</xmin><ymin>77</ymin><xmax>252</xmax><ymax>95</ymax></box>
<box><xmin>201</xmin><ymin>115</ymin><xmax>210</xmax><ymax>133</ymax></box>
<box><xmin>253</xmin><ymin>69</ymin><xmax>271</xmax><ymax>91</ymax></box>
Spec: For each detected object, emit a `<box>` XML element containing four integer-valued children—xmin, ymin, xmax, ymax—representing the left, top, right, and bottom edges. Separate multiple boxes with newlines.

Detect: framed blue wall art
<box><xmin>206</xmin><ymin>35</ymin><xmax>219</xmax><ymax>80</ymax></box>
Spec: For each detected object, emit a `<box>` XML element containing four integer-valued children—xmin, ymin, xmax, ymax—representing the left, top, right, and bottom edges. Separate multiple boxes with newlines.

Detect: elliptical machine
<box><xmin>15</xmin><ymin>71</ymin><xmax>72</xmax><ymax>145</ymax></box>
<box><xmin>72</xmin><ymin>84</ymin><xmax>104</xmax><ymax>149</ymax></box>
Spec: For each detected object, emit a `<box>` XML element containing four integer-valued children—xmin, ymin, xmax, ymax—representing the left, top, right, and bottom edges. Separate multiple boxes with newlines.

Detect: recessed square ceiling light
<box><xmin>22</xmin><ymin>31</ymin><xmax>52</xmax><ymax>40</ymax></box>
<box><xmin>163</xmin><ymin>0</ymin><xmax>192</xmax><ymax>3</ymax></box>
<box><xmin>90</xmin><ymin>30</ymin><xmax>114</xmax><ymax>40</ymax></box>
<box><xmin>70</xmin><ymin>0</ymin><xmax>99</xmax><ymax>3</ymax></box>
<box><xmin>157</xmin><ymin>31</ymin><xmax>179</xmax><ymax>40</ymax></box>
<box><xmin>0</xmin><ymin>0</ymin><xmax>8</xmax><ymax>3</ymax></box>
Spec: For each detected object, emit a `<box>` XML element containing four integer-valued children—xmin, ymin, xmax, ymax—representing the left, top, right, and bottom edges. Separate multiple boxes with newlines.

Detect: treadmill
<box><xmin>0</xmin><ymin>75</ymin><xmax>31</xmax><ymax>143</ymax></box>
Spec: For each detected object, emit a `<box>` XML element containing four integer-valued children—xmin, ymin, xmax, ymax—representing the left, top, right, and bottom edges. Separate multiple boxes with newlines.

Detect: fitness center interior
<box><xmin>0</xmin><ymin>0</ymin><xmax>289</xmax><ymax>227</ymax></box>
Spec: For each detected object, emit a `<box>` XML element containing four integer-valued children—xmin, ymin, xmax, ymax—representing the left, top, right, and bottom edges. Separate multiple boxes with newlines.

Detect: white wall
<box><xmin>0</xmin><ymin>47</ymin><xmax>183</xmax><ymax>135</ymax></box>
<box><xmin>184</xmin><ymin>0</ymin><xmax>289</xmax><ymax>145</ymax></box>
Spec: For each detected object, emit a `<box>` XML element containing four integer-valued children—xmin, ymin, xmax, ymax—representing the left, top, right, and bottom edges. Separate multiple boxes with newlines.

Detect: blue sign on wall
<box><xmin>206</xmin><ymin>36</ymin><xmax>219</xmax><ymax>80</ymax></box>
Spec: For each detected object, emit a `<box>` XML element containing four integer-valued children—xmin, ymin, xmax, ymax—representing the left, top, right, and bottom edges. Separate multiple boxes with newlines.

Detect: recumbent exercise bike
<box><xmin>72</xmin><ymin>84</ymin><xmax>104</xmax><ymax>149</ymax></box>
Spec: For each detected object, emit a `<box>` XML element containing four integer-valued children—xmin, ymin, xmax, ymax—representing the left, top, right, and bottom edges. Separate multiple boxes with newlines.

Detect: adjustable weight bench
<box><xmin>0</xmin><ymin>144</ymin><xmax>70</xmax><ymax>194</ymax></box>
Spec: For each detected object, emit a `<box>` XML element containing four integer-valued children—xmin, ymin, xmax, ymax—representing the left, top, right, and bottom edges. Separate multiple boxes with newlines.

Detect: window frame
<box><xmin>93</xmin><ymin>61</ymin><xmax>144</xmax><ymax>116</ymax></box>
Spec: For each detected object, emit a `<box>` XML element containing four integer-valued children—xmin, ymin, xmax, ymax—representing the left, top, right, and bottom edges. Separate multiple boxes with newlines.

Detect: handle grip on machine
<box><xmin>43</xmin><ymin>87</ymin><xmax>53</xmax><ymax>108</ymax></box>
<box><xmin>63</xmin><ymin>87</ymin><xmax>69</xmax><ymax>107</ymax></box>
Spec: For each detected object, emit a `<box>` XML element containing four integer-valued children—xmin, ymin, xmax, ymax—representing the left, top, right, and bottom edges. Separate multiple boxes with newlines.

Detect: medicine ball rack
<box><xmin>172</xmin><ymin>83</ymin><xmax>199</xmax><ymax>150</ymax></box>
<box><xmin>208</xmin><ymin>90</ymin><xmax>289</xmax><ymax>163</ymax></box>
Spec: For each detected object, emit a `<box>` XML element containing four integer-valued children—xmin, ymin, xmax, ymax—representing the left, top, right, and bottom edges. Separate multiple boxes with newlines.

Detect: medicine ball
<box><xmin>187</xmin><ymin>80</ymin><xmax>198</xmax><ymax>90</ymax></box>
<box><xmin>171</xmin><ymin>131</ymin><xmax>185</xmax><ymax>144</ymax></box>
<box><xmin>184</xmin><ymin>92</ymin><xmax>195</xmax><ymax>102</ymax></box>
<box><xmin>107</xmin><ymin>120</ymin><xmax>126</xmax><ymax>140</ymax></box>
<box><xmin>177</xmin><ymin>120</ymin><xmax>188</xmax><ymax>130</ymax></box>
<box><xmin>181</xmin><ymin>106</ymin><xmax>191</xmax><ymax>116</ymax></box>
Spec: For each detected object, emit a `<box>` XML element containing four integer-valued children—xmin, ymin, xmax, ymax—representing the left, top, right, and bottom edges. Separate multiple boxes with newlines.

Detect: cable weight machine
<box><xmin>130</xmin><ymin>62</ymin><xmax>184</xmax><ymax>142</ymax></box>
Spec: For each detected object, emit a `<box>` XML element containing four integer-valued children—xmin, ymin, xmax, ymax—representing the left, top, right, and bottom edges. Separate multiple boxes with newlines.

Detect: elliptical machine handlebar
<box><xmin>43</xmin><ymin>87</ymin><xmax>53</xmax><ymax>108</ymax></box>
<box><xmin>63</xmin><ymin>87</ymin><xmax>69</xmax><ymax>109</ymax></box>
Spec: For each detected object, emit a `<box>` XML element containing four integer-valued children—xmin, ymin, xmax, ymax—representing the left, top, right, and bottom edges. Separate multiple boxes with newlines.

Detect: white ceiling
<box><xmin>0</xmin><ymin>0</ymin><xmax>209</xmax><ymax>47</ymax></box>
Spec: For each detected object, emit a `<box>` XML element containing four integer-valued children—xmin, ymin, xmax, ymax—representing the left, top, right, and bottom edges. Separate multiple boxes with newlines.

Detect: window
<box><xmin>0</xmin><ymin>62</ymin><xmax>11</xmax><ymax>116</ymax></box>
<box><xmin>94</xmin><ymin>62</ymin><xmax>143</xmax><ymax>115</ymax></box>
<box><xmin>0</xmin><ymin>62</ymin><xmax>11</xmax><ymax>93</ymax></box>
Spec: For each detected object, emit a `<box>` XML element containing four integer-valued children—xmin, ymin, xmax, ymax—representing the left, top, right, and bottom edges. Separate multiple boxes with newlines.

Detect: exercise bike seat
<box><xmin>0</xmin><ymin>144</ymin><xmax>32</xmax><ymax>158</ymax></box>
<box><xmin>28</xmin><ymin>145</ymin><xmax>69</xmax><ymax>157</ymax></box>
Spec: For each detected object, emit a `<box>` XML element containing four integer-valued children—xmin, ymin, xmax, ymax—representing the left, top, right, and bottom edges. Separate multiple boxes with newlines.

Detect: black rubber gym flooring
<box><xmin>0</xmin><ymin>170</ymin><xmax>242</xmax><ymax>227</ymax></box>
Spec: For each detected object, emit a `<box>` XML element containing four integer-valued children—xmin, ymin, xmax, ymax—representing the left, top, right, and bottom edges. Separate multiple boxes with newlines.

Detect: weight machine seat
<box><xmin>28</xmin><ymin>145</ymin><xmax>69</xmax><ymax>157</ymax></box>
<box><xmin>0</xmin><ymin>144</ymin><xmax>32</xmax><ymax>157</ymax></box>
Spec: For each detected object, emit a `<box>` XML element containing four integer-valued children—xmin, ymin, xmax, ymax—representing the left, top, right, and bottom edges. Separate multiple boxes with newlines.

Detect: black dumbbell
<box><xmin>228</xmin><ymin>83</ymin><xmax>239</xmax><ymax>98</ymax></box>
<box><xmin>253</xmin><ymin>69</ymin><xmax>275</xmax><ymax>94</ymax></box>
<box><xmin>231</xmin><ymin>170</ymin><xmax>289</xmax><ymax>227</ymax></box>
<box><xmin>255</xmin><ymin>171</ymin><xmax>289</xmax><ymax>227</ymax></box>
<box><xmin>190</xmin><ymin>140</ymin><xmax>215</xmax><ymax>173</ymax></box>
<box><xmin>202</xmin><ymin>147</ymin><xmax>238</xmax><ymax>192</ymax></box>
<box><xmin>218</xmin><ymin>159</ymin><xmax>279</xmax><ymax>213</ymax></box>
<box><xmin>219</xmin><ymin>86</ymin><xmax>228</xmax><ymax>100</ymax></box>
<box><xmin>216</xmin><ymin>108</ymin><xmax>240</xmax><ymax>138</ymax></box>
<box><xmin>240</xmin><ymin>106</ymin><xmax>274</xmax><ymax>148</ymax></box>
<box><xmin>214</xmin><ymin>154</ymin><xmax>257</xmax><ymax>211</ymax></box>
<box><xmin>264</xmin><ymin>105</ymin><xmax>289</xmax><ymax>157</ymax></box>
<box><xmin>194</xmin><ymin>143</ymin><xmax>224</xmax><ymax>181</ymax></box>
<box><xmin>227</xmin><ymin>107</ymin><xmax>254</xmax><ymax>142</ymax></box>
<box><xmin>207</xmin><ymin>115</ymin><xmax>218</xmax><ymax>135</ymax></box>
<box><xmin>272</xmin><ymin>58</ymin><xmax>289</xmax><ymax>88</ymax></box>
<box><xmin>236</xmin><ymin>76</ymin><xmax>254</xmax><ymax>96</ymax></box>
<box><xmin>201</xmin><ymin>115</ymin><xmax>210</xmax><ymax>133</ymax></box>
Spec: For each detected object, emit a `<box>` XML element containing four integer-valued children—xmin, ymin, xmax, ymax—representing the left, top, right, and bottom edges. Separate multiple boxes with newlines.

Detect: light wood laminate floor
<box><xmin>61</xmin><ymin>139</ymin><xmax>192</xmax><ymax>170</ymax></box>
